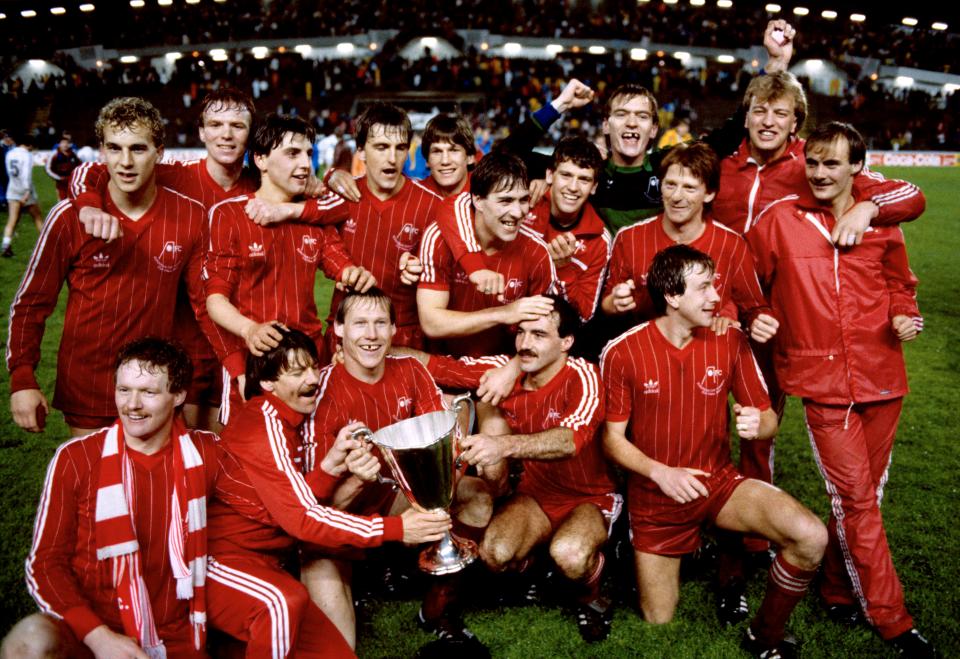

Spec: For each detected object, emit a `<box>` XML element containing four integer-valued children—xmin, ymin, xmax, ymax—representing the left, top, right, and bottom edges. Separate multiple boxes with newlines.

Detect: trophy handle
<box><xmin>451</xmin><ymin>394</ymin><xmax>475</xmax><ymax>470</ymax></box>
<box><xmin>349</xmin><ymin>426</ymin><xmax>397</xmax><ymax>488</ymax></box>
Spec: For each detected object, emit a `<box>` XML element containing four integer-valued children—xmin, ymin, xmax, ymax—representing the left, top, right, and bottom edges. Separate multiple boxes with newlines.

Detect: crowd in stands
<box><xmin>2</xmin><ymin>0</ymin><xmax>958</xmax><ymax>71</ymax></box>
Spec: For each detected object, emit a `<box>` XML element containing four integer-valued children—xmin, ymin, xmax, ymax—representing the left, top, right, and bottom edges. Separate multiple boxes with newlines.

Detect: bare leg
<box><xmin>480</xmin><ymin>494</ymin><xmax>551</xmax><ymax>572</ymax></box>
<box><xmin>301</xmin><ymin>557</ymin><xmax>355</xmax><ymax>650</ymax></box>
<box><xmin>549</xmin><ymin>503</ymin><xmax>607</xmax><ymax>582</ymax></box>
<box><xmin>1</xmin><ymin>614</ymin><xmax>69</xmax><ymax>659</ymax></box>
<box><xmin>634</xmin><ymin>551</ymin><xmax>682</xmax><ymax>623</ymax></box>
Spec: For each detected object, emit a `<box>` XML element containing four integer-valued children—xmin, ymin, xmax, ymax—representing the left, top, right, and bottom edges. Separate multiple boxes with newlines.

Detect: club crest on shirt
<box><xmin>697</xmin><ymin>366</ymin><xmax>725</xmax><ymax>396</ymax></box>
<box><xmin>392</xmin><ymin>223</ymin><xmax>420</xmax><ymax>252</ymax></box>
<box><xmin>503</xmin><ymin>278</ymin><xmax>524</xmax><ymax>300</ymax></box>
<box><xmin>574</xmin><ymin>239</ymin><xmax>587</xmax><ymax>255</ymax></box>
<box><xmin>153</xmin><ymin>241</ymin><xmax>183</xmax><ymax>272</ymax></box>
<box><xmin>92</xmin><ymin>252</ymin><xmax>111</xmax><ymax>269</ymax></box>
<box><xmin>643</xmin><ymin>379</ymin><xmax>660</xmax><ymax>395</ymax></box>
<box><xmin>394</xmin><ymin>396</ymin><xmax>413</xmax><ymax>419</ymax></box>
<box><xmin>248</xmin><ymin>242</ymin><xmax>265</xmax><ymax>258</ymax></box>
<box><xmin>545</xmin><ymin>408</ymin><xmax>562</xmax><ymax>423</ymax></box>
<box><xmin>297</xmin><ymin>235</ymin><xmax>319</xmax><ymax>263</ymax></box>
<box><xmin>343</xmin><ymin>218</ymin><xmax>357</xmax><ymax>234</ymax></box>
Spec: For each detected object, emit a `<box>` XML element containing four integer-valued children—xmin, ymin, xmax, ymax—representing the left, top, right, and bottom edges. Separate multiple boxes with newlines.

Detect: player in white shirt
<box><xmin>3</xmin><ymin>134</ymin><xmax>43</xmax><ymax>257</ymax></box>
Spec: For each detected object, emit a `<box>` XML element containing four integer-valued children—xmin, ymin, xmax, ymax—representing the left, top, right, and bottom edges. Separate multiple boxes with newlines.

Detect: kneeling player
<box><xmin>430</xmin><ymin>296</ymin><xmax>618</xmax><ymax>642</ymax></box>
<box><xmin>600</xmin><ymin>246</ymin><xmax>826</xmax><ymax>657</ymax></box>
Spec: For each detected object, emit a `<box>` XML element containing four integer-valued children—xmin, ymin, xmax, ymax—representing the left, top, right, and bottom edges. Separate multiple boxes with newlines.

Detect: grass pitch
<box><xmin>0</xmin><ymin>168</ymin><xmax>956</xmax><ymax>657</ymax></box>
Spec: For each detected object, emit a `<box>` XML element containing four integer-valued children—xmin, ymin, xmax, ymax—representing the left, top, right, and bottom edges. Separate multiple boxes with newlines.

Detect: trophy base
<box><xmin>418</xmin><ymin>531</ymin><xmax>478</xmax><ymax>575</ymax></box>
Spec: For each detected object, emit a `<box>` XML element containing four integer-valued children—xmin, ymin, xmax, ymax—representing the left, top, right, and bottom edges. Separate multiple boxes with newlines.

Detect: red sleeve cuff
<box><xmin>63</xmin><ymin>605</ymin><xmax>104</xmax><ymax>642</ymax></box>
<box><xmin>605</xmin><ymin>412</ymin><xmax>630</xmax><ymax>423</ymax></box>
<box><xmin>9</xmin><ymin>365</ymin><xmax>39</xmax><ymax>393</ymax></box>
<box><xmin>204</xmin><ymin>280</ymin><xmax>235</xmax><ymax>299</ymax></box>
<box><xmin>418</xmin><ymin>282</ymin><xmax>449</xmax><ymax>292</ymax></box>
<box><xmin>382</xmin><ymin>515</ymin><xmax>404</xmax><ymax>542</ymax></box>
<box><xmin>72</xmin><ymin>191</ymin><xmax>103</xmax><ymax>210</ymax></box>
<box><xmin>458</xmin><ymin>252</ymin><xmax>486</xmax><ymax>276</ymax></box>
<box><xmin>224</xmin><ymin>352</ymin><xmax>246</xmax><ymax>378</ymax></box>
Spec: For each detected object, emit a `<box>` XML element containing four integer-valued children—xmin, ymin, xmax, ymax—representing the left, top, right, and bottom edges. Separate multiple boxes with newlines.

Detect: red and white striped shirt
<box><xmin>429</xmin><ymin>354</ymin><xmax>614</xmax><ymax>500</ymax></box>
<box><xmin>208</xmin><ymin>393</ymin><xmax>403</xmax><ymax>559</ymax></box>
<box><xmin>327</xmin><ymin>176</ymin><xmax>442</xmax><ymax>332</ymax></box>
<box><xmin>601</xmin><ymin>322</ymin><xmax>770</xmax><ymax>512</ymax></box>
<box><xmin>419</xmin><ymin>194</ymin><xmax>558</xmax><ymax>357</ymax></box>
<box><xmin>26</xmin><ymin>427</ymin><xmax>220</xmax><ymax>643</ymax></box>
<box><xmin>203</xmin><ymin>194</ymin><xmax>353</xmax><ymax>376</ymax></box>
<box><xmin>603</xmin><ymin>215</ymin><xmax>768</xmax><ymax>324</ymax></box>
<box><xmin>7</xmin><ymin>190</ymin><xmax>207</xmax><ymax>417</ymax></box>
<box><xmin>522</xmin><ymin>195</ymin><xmax>611</xmax><ymax>323</ymax></box>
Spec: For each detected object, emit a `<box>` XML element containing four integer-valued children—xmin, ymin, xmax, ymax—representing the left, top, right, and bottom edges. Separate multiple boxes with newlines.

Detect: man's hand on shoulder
<box><xmin>832</xmin><ymin>201</ymin><xmax>878</xmax><ymax>247</ymax></box>
<box><xmin>78</xmin><ymin>207</ymin><xmax>122</xmax><ymax>242</ymax></box>
<box><xmin>326</xmin><ymin>168</ymin><xmax>361</xmax><ymax>202</ymax></box>
<box><xmin>244</xmin><ymin>198</ymin><xmax>300</xmax><ymax>226</ymax></box>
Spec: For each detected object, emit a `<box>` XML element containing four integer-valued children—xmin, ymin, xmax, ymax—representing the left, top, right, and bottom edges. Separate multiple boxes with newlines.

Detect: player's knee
<box><xmin>480</xmin><ymin>536</ymin><xmax>515</xmax><ymax>571</ymax></box>
<box><xmin>458</xmin><ymin>488</ymin><xmax>494</xmax><ymax>528</ymax></box>
<box><xmin>640</xmin><ymin>595</ymin><xmax>676</xmax><ymax>625</ymax></box>
<box><xmin>786</xmin><ymin>510</ymin><xmax>828</xmax><ymax>568</ymax></box>
<box><xmin>1</xmin><ymin>614</ymin><xmax>60</xmax><ymax>659</ymax></box>
<box><xmin>548</xmin><ymin>536</ymin><xmax>591</xmax><ymax>580</ymax></box>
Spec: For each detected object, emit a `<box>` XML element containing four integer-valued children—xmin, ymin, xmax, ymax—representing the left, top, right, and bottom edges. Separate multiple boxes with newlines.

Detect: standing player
<box><xmin>302</xmin><ymin>288</ymin><xmax>493</xmax><ymax>650</ymax></box>
<box><xmin>418</xmin><ymin>150</ymin><xmax>557</xmax><ymax>358</ymax></box>
<box><xmin>429</xmin><ymin>296</ymin><xmax>619</xmax><ymax>642</ymax></box>
<box><xmin>7</xmin><ymin>98</ymin><xmax>207</xmax><ymax>436</ymax></box>
<box><xmin>323</xmin><ymin>102</ymin><xmax>443</xmax><ymax>353</ymax></box>
<box><xmin>68</xmin><ymin>88</ymin><xmax>260</xmax><ymax>430</ymax></box>
<box><xmin>601</xmin><ymin>142</ymin><xmax>767</xmax><ymax>333</ymax></box>
<box><xmin>44</xmin><ymin>135</ymin><xmax>81</xmax><ymax>201</ymax></box>
<box><xmin>204</xmin><ymin>113</ymin><xmax>371</xmax><ymax>424</ymax></box>
<box><xmin>746</xmin><ymin>123</ymin><xmax>934</xmax><ymax>656</ymax></box>
<box><xmin>2</xmin><ymin>133</ymin><xmax>43</xmax><ymax>257</ymax></box>
<box><xmin>1</xmin><ymin>339</ymin><xmax>217</xmax><ymax>659</ymax></box>
<box><xmin>207</xmin><ymin>327</ymin><xmax>449</xmax><ymax>657</ymax></box>
<box><xmin>601</xmin><ymin>245</ymin><xmax>827</xmax><ymax>657</ymax></box>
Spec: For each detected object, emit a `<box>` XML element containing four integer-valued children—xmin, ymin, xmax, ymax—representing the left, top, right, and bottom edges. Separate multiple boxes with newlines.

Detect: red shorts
<box><xmin>629</xmin><ymin>465</ymin><xmax>745</xmax><ymax>556</ymax></box>
<box><xmin>62</xmin><ymin>412</ymin><xmax>113</xmax><ymax>431</ymax></box>
<box><xmin>520</xmin><ymin>488</ymin><xmax>623</xmax><ymax>534</ymax></box>
<box><xmin>186</xmin><ymin>352</ymin><xmax>222</xmax><ymax>408</ymax></box>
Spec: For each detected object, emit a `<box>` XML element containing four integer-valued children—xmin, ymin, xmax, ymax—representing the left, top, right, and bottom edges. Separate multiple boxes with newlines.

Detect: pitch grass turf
<box><xmin>0</xmin><ymin>168</ymin><xmax>956</xmax><ymax>656</ymax></box>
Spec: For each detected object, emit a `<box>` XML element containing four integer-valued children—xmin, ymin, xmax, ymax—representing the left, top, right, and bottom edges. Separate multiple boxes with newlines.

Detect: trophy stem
<box><xmin>418</xmin><ymin>524</ymin><xmax>479</xmax><ymax>576</ymax></box>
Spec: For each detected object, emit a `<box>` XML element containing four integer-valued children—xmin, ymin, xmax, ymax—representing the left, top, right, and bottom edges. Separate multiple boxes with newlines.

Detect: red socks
<box><xmin>751</xmin><ymin>553</ymin><xmax>816</xmax><ymax>646</ymax></box>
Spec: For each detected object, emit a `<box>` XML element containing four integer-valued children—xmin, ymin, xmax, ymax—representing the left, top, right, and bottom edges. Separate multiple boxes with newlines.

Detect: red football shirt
<box><xmin>8</xmin><ymin>190</ymin><xmax>207</xmax><ymax>418</ymax></box>
<box><xmin>203</xmin><ymin>194</ymin><xmax>354</xmax><ymax>377</ymax></box>
<box><xmin>603</xmin><ymin>215</ymin><xmax>768</xmax><ymax>323</ymax></box>
<box><xmin>419</xmin><ymin>198</ymin><xmax>557</xmax><ymax>357</ymax></box>
<box><xmin>600</xmin><ymin>322</ymin><xmax>770</xmax><ymax>512</ymax></box>
<box><xmin>327</xmin><ymin>176</ymin><xmax>442</xmax><ymax>333</ymax></box>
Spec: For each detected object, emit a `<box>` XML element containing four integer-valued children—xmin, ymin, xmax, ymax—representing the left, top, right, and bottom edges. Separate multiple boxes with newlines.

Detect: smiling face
<box><xmin>547</xmin><ymin>160</ymin><xmax>597</xmax><ymax>221</ymax></box>
<box><xmin>603</xmin><ymin>94</ymin><xmax>659</xmax><ymax>167</ymax></box>
<box><xmin>115</xmin><ymin>360</ymin><xmax>185</xmax><ymax>448</ymax></box>
<box><xmin>254</xmin><ymin>131</ymin><xmax>312</xmax><ymax>201</ymax></box>
<box><xmin>361</xmin><ymin>124</ymin><xmax>409</xmax><ymax>198</ymax></box>
<box><xmin>473</xmin><ymin>180</ymin><xmax>531</xmax><ymax>247</ymax></box>
<box><xmin>334</xmin><ymin>298</ymin><xmax>396</xmax><ymax>382</ymax></box>
<box><xmin>666</xmin><ymin>263</ymin><xmax>720</xmax><ymax>328</ymax></box>
<box><xmin>260</xmin><ymin>349</ymin><xmax>322</xmax><ymax>414</ymax></box>
<box><xmin>427</xmin><ymin>140</ymin><xmax>469</xmax><ymax>196</ymax></box>
<box><xmin>745</xmin><ymin>95</ymin><xmax>798</xmax><ymax>162</ymax></box>
<box><xmin>805</xmin><ymin>136</ymin><xmax>861</xmax><ymax>207</ymax></box>
<box><xmin>199</xmin><ymin>103</ymin><xmax>252</xmax><ymax>168</ymax></box>
<box><xmin>661</xmin><ymin>163</ymin><xmax>714</xmax><ymax>230</ymax></box>
<box><xmin>102</xmin><ymin>123</ymin><xmax>162</xmax><ymax>198</ymax></box>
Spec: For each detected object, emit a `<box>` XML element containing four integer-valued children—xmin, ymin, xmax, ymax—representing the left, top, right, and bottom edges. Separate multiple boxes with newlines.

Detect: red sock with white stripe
<box><xmin>751</xmin><ymin>553</ymin><xmax>816</xmax><ymax>647</ymax></box>
<box><xmin>578</xmin><ymin>553</ymin><xmax>605</xmax><ymax>604</ymax></box>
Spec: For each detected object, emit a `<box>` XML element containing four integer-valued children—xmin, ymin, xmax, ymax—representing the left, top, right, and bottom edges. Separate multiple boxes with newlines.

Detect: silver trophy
<box><xmin>352</xmin><ymin>394</ymin><xmax>478</xmax><ymax>575</ymax></box>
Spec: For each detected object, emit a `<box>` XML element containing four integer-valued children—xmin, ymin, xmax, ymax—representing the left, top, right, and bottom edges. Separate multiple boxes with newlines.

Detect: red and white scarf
<box><xmin>95</xmin><ymin>419</ymin><xmax>208</xmax><ymax>657</ymax></box>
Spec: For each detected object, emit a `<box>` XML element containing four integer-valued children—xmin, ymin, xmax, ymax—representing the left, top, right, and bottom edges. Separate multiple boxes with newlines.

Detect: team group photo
<box><xmin>0</xmin><ymin>0</ymin><xmax>957</xmax><ymax>657</ymax></box>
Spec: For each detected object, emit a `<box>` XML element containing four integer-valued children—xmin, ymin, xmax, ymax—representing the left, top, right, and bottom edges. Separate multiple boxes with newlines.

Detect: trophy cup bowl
<box><xmin>352</xmin><ymin>394</ymin><xmax>478</xmax><ymax>575</ymax></box>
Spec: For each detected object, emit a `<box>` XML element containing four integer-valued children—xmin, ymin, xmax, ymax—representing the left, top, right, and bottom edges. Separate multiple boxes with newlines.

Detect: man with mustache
<box><xmin>424</xmin><ymin>295</ymin><xmax>618</xmax><ymax>642</ymax></box>
<box><xmin>206</xmin><ymin>327</ymin><xmax>451</xmax><ymax>657</ymax></box>
<box><xmin>203</xmin><ymin>114</ymin><xmax>374</xmax><ymax>424</ymax></box>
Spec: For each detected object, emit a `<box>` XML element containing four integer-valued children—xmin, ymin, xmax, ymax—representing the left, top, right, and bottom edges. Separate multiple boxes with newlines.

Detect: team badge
<box><xmin>697</xmin><ymin>366</ymin><xmax>725</xmax><ymax>396</ymax></box>
<box><xmin>503</xmin><ymin>278</ymin><xmax>524</xmax><ymax>300</ymax></box>
<box><xmin>392</xmin><ymin>223</ymin><xmax>420</xmax><ymax>252</ymax></box>
<box><xmin>153</xmin><ymin>241</ymin><xmax>183</xmax><ymax>272</ymax></box>
<box><xmin>546</xmin><ymin>408</ymin><xmax>562</xmax><ymax>423</ymax></box>
<box><xmin>395</xmin><ymin>396</ymin><xmax>413</xmax><ymax>419</ymax></box>
<box><xmin>297</xmin><ymin>235</ymin><xmax>319</xmax><ymax>263</ymax></box>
